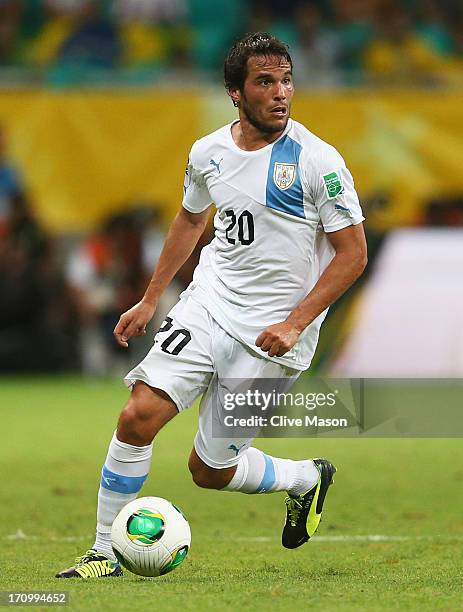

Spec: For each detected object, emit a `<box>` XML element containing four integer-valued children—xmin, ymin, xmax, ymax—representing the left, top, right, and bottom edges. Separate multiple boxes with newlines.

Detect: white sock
<box><xmin>93</xmin><ymin>433</ymin><xmax>153</xmax><ymax>560</ymax></box>
<box><xmin>223</xmin><ymin>447</ymin><xmax>320</xmax><ymax>495</ymax></box>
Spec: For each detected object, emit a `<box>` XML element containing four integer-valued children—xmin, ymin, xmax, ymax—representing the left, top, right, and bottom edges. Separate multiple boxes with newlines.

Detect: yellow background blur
<box><xmin>2</xmin><ymin>89</ymin><xmax>463</xmax><ymax>232</ymax></box>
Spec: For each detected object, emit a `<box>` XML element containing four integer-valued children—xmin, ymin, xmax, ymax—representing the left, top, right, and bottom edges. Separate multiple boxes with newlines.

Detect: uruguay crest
<box><xmin>273</xmin><ymin>162</ymin><xmax>297</xmax><ymax>190</ymax></box>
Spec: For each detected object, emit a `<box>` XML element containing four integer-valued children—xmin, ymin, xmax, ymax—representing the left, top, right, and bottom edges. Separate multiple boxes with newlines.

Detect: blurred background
<box><xmin>1</xmin><ymin>0</ymin><xmax>463</xmax><ymax>378</ymax></box>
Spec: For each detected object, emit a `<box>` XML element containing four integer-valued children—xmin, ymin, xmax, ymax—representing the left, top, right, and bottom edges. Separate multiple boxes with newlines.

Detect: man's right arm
<box><xmin>114</xmin><ymin>205</ymin><xmax>211</xmax><ymax>347</ymax></box>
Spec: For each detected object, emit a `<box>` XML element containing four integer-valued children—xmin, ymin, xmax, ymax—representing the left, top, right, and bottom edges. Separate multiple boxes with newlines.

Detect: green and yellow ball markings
<box><xmin>126</xmin><ymin>508</ymin><xmax>165</xmax><ymax>545</ymax></box>
<box><xmin>160</xmin><ymin>545</ymin><xmax>189</xmax><ymax>575</ymax></box>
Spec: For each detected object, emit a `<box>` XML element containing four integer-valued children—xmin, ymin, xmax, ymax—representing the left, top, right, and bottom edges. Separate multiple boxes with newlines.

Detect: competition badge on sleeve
<box><xmin>322</xmin><ymin>170</ymin><xmax>344</xmax><ymax>199</ymax></box>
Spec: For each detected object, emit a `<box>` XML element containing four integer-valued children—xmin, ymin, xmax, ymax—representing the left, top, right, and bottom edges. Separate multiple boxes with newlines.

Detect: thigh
<box><xmin>194</xmin><ymin>326</ymin><xmax>300</xmax><ymax>469</ymax></box>
<box><xmin>124</xmin><ymin>295</ymin><xmax>214</xmax><ymax>412</ymax></box>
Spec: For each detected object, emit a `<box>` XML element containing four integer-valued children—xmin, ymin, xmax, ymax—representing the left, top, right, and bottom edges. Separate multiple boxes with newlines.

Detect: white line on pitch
<box><xmin>4</xmin><ymin>530</ymin><xmax>463</xmax><ymax>543</ymax></box>
<box><xmin>236</xmin><ymin>534</ymin><xmax>463</xmax><ymax>543</ymax></box>
<box><xmin>4</xmin><ymin>530</ymin><xmax>91</xmax><ymax>542</ymax></box>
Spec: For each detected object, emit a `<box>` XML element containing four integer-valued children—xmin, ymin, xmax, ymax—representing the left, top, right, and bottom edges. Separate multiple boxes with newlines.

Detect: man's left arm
<box><xmin>256</xmin><ymin>223</ymin><xmax>367</xmax><ymax>357</ymax></box>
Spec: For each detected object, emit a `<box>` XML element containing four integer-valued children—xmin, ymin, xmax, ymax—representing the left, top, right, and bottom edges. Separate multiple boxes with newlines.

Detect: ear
<box><xmin>228</xmin><ymin>87</ymin><xmax>241</xmax><ymax>108</ymax></box>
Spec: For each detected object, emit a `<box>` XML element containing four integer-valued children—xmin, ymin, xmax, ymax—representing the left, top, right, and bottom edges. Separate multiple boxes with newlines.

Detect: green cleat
<box><xmin>55</xmin><ymin>549</ymin><xmax>123</xmax><ymax>579</ymax></box>
<box><xmin>282</xmin><ymin>458</ymin><xmax>337</xmax><ymax>549</ymax></box>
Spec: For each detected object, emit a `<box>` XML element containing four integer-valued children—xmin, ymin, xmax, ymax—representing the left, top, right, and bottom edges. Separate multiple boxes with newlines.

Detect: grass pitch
<box><xmin>1</xmin><ymin>377</ymin><xmax>462</xmax><ymax>611</ymax></box>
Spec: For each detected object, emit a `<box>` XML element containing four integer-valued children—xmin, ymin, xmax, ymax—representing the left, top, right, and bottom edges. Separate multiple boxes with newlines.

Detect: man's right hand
<box><xmin>113</xmin><ymin>300</ymin><xmax>156</xmax><ymax>348</ymax></box>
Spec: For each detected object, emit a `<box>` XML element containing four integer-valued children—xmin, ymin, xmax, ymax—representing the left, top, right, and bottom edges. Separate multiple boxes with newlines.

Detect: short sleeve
<box><xmin>182</xmin><ymin>141</ymin><xmax>212</xmax><ymax>214</ymax></box>
<box><xmin>303</xmin><ymin>145</ymin><xmax>365</xmax><ymax>233</ymax></box>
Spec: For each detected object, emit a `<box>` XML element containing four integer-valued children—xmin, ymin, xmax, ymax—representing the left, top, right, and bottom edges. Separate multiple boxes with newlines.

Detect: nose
<box><xmin>273</xmin><ymin>82</ymin><xmax>287</xmax><ymax>101</ymax></box>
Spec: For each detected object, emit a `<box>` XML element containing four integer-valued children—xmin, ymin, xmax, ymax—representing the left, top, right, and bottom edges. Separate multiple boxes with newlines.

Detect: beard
<box><xmin>240</xmin><ymin>96</ymin><xmax>289</xmax><ymax>135</ymax></box>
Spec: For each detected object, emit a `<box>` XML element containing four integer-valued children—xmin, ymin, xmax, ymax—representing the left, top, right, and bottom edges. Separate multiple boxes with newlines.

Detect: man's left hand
<box><xmin>255</xmin><ymin>322</ymin><xmax>302</xmax><ymax>357</ymax></box>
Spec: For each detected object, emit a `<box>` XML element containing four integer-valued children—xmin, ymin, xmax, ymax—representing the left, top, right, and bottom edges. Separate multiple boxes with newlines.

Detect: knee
<box><xmin>188</xmin><ymin>452</ymin><xmax>234</xmax><ymax>490</ymax></box>
<box><xmin>117</xmin><ymin>403</ymin><xmax>146</xmax><ymax>446</ymax></box>
<box><xmin>117</xmin><ymin>400</ymin><xmax>153</xmax><ymax>446</ymax></box>
<box><xmin>189</xmin><ymin>463</ymin><xmax>221</xmax><ymax>489</ymax></box>
<box><xmin>117</xmin><ymin>383</ymin><xmax>176</xmax><ymax>446</ymax></box>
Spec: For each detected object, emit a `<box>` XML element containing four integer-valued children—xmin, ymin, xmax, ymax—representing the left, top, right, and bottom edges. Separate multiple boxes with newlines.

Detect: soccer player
<box><xmin>56</xmin><ymin>32</ymin><xmax>367</xmax><ymax>578</ymax></box>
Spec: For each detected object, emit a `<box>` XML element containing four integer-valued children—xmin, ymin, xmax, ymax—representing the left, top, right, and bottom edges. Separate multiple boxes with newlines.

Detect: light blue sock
<box><xmin>223</xmin><ymin>447</ymin><xmax>319</xmax><ymax>495</ymax></box>
<box><xmin>93</xmin><ymin>433</ymin><xmax>153</xmax><ymax>560</ymax></box>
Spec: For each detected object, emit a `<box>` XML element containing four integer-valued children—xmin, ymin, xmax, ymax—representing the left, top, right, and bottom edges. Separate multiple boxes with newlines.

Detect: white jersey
<box><xmin>181</xmin><ymin>118</ymin><xmax>364</xmax><ymax>370</ymax></box>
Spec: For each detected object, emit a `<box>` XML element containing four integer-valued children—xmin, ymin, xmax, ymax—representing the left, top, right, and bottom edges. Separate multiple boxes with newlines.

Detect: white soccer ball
<box><xmin>111</xmin><ymin>496</ymin><xmax>191</xmax><ymax>577</ymax></box>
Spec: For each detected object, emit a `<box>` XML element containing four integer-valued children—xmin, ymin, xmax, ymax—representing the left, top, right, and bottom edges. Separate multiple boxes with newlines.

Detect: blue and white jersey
<box><xmin>182</xmin><ymin>118</ymin><xmax>364</xmax><ymax>370</ymax></box>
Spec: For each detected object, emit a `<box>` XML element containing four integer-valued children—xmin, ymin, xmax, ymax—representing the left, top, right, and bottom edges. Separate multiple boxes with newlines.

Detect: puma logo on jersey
<box><xmin>210</xmin><ymin>158</ymin><xmax>223</xmax><ymax>173</ymax></box>
<box><xmin>334</xmin><ymin>203</ymin><xmax>351</xmax><ymax>216</ymax></box>
<box><xmin>228</xmin><ymin>443</ymin><xmax>246</xmax><ymax>456</ymax></box>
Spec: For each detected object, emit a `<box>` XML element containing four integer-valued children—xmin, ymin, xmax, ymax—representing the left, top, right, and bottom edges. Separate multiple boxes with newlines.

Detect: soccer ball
<box><xmin>111</xmin><ymin>496</ymin><xmax>191</xmax><ymax>577</ymax></box>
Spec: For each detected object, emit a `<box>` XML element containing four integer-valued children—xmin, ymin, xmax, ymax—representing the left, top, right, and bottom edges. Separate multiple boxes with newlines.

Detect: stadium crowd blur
<box><xmin>1</xmin><ymin>0</ymin><xmax>463</xmax><ymax>374</ymax></box>
<box><xmin>0</xmin><ymin>125</ymin><xmax>78</xmax><ymax>372</ymax></box>
<box><xmin>0</xmin><ymin>131</ymin><xmax>208</xmax><ymax>374</ymax></box>
<box><xmin>0</xmin><ymin>0</ymin><xmax>462</xmax><ymax>86</ymax></box>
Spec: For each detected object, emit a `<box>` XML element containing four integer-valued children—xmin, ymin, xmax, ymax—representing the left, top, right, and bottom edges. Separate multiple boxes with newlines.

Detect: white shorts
<box><xmin>125</xmin><ymin>294</ymin><xmax>299</xmax><ymax>468</ymax></box>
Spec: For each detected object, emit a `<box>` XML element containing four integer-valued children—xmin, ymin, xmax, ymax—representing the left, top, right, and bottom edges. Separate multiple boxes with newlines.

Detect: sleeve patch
<box><xmin>189</xmin><ymin>163</ymin><xmax>207</xmax><ymax>187</ymax></box>
<box><xmin>183</xmin><ymin>159</ymin><xmax>191</xmax><ymax>194</ymax></box>
<box><xmin>322</xmin><ymin>170</ymin><xmax>344</xmax><ymax>199</ymax></box>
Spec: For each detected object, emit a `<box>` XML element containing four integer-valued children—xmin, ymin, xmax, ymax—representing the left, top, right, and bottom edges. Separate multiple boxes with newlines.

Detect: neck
<box><xmin>231</xmin><ymin>113</ymin><xmax>287</xmax><ymax>151</ymax></box>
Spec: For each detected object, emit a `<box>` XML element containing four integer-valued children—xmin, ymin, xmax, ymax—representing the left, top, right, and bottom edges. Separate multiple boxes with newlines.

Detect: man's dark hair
<box><xmin>224</xmin><ymin>32</ymin><xmax>292</xmax><ymax>93</ymax></box>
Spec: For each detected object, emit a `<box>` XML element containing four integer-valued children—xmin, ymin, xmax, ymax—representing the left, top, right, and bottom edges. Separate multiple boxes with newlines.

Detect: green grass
<box><xmin>1</xmin><ymin>377</ymin><xmax>462</xmax><ymax>611</ymax></box>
